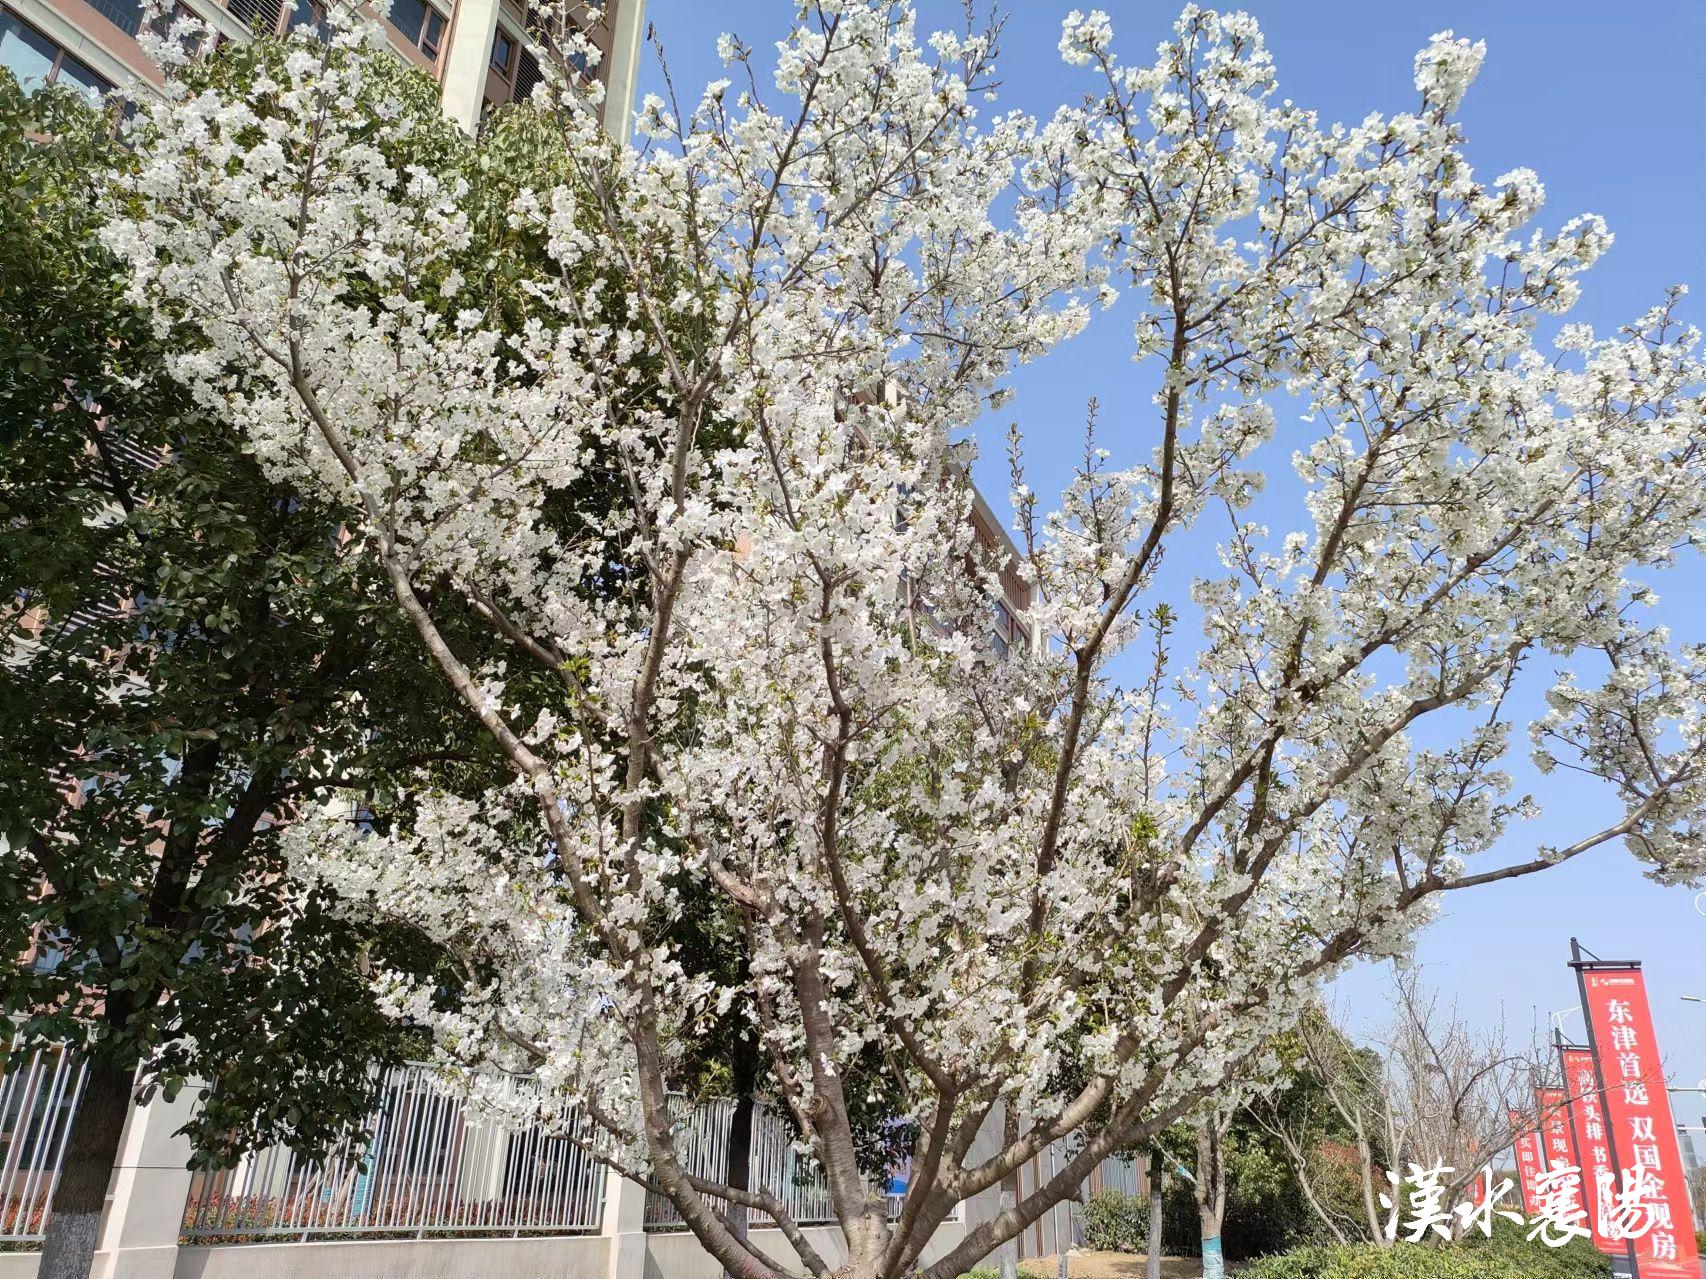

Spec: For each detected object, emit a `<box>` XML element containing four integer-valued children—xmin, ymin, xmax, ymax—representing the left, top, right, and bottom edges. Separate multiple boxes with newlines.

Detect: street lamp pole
<box><xmin>1549</xmin><ymin>1006</ymin><xmax>1583</xmax><ymax>1037</ymax></box>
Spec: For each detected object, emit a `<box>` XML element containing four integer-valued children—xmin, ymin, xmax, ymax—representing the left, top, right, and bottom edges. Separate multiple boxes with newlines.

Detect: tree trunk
<box><xmin>1357</xmin><ymin>1121</ymin><xmax>1390</xmax><ymax>1248</ymax></box>
<box><xmin>1050</xmin><ymin>1145</ymin><xmax>1070</xmax><ymax>1279</ymax></box>
<box><xmin>722</xmin><ymin>1093</ymin><xmax>755</xmax><ymax>1279</ymax></box>
<box><xmin>37</xmin><ymin>1058</ymin><xmax>133</xmax><ymax>1279</ymax></box>
<box><xmin>998</xmin><ymin>1107</ymin><xmax>1020</xmax><ymax>1279</ymax></box>
<box><xmin>1145</xmin><ymin>1150</ymin><xmax>1163</xmax><ymax>1279</ymax></box>
<box><xmin>1195</xmin><ymin>1123</ymin><xmax>1226</xmax><ymax>1279</ymax></box>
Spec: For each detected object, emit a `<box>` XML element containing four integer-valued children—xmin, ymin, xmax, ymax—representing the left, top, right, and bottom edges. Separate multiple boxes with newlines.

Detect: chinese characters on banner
<box><xmin>1561</xmin><ymin>1044</ymin><xmax>1619</xmax><ymax>1254</ymax></box>
<box><xmin>1511</xmin><ymin>1108</ymin><xmax>1547</xmax><ymax>1217</ymax></box>
<box><xmin>1538</xmin><ymin>1087</ymin><xmax>1579</xmax><ymax>1189</ymax></box>
<box><xmin>1580</xmin><ymin>966</ymin><xmax>1701</xmax><ymax>1279</ymax></box>
<box><xmin>1535</xmin><ymin>1086</ymin><xmax>1590</xmax><ymax>1243</ymax></box>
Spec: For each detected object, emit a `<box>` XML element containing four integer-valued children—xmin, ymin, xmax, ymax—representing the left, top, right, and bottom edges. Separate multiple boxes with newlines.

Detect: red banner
<box><xmin>1511</xmin><ymin>1107</ymin><xmax>1547</xmax><ymax>1217</ymax></box>
<box><xmin>1536</xmin><ymin>1085</ymin><xmax>1584</xmax><ymax>1219</ymax></box>
<box><xmin>1580</xmin><ymin>966</ymin><xmax>1700</xmax><ymax>1279</ymax></box>
<box><xmin>1561</xmin><ymin>1044</ymin><xmax>1619</xmax><ymax>1254</ymax></box>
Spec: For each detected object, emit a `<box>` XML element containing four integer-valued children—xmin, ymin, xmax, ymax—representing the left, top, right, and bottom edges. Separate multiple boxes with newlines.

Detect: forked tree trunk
<box><xmin>37</xmin><ymin>1059</ymin><xmax>133</xmax><ymax>1279</ymax></box>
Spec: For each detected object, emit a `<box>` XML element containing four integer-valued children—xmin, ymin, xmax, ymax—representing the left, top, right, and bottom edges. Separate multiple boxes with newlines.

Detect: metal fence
<box><xmin>5</xmin><ymin>1041</ymin><xmax>1068</xmax><ymax>1250</ymax></box>
<box><xmin>0</xmin><ymin>1041</ymin><xmax>87</xmax><ymax>1245</ymax></box>
<box><xmin>644</xmin><ymin>1097</ymin><xmax>848</xmax><ymax>1230</ymax></box>
<box><xmin>180</xmin><ymin>1065</ymin><xmax>605</xmax><ymax>1242</ymax></box>
<box><xmin>1087</xmin><ymin>1152</ymin><xmax>1141</xmax><ymax>1198</ymax></box>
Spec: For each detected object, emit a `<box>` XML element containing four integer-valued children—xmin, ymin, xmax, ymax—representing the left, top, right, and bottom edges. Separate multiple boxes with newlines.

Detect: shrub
<box><xmin>1083</xmin><ymin>1189</ymin><xmax>1148</xmax><ymax>1253</ymax></box>
<box><xmin>1158</xmin><ymin>1142</ymin><xmax>1325</xmax><ymax>1259</ymax></box>
<box><xmin>1239</xmin><ymin>1227</ymin><xmax>1609</xmax><ymax>1279</ymax></box>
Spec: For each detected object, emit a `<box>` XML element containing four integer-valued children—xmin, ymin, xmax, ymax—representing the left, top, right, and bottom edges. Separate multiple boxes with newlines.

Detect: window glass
<box><xmin>286</xmin><ymin>0</ymin><xmax>326</xmax><ymax>38</ymax></box>
<box><xmin>55</xmin><ymin>50</ymin><xmax>110</xmax><ymax>104</ymax></box>
<box><xmin>87</xmin><ymin>0</ymin><xmax>142</xmax><ymax>36</ymax></box>
<box><xmin>385</xmin><ymin>0</ymin><xmax>427</xmax><ymax>45</ymax></box>
<box><xmin>490</xmin><ymin>29</ymin><xmax>512</xmax><ymax>75</ymax></box>
<box><xmin>419</xmin><ymin>5</ymin><xmax>443</xmax><ymax>56</ymax></box>
<box><xmin>0</xmin><ymin>11</ymin><xmax>57</xmax><ymax>91</ymax></box>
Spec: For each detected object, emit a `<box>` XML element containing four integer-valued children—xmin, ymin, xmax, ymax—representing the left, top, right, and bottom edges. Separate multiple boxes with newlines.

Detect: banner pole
<box><xmin>1571</xmin><ymin>937</ymin><xmax>1640</xmax><ymax>1279</ymax></box>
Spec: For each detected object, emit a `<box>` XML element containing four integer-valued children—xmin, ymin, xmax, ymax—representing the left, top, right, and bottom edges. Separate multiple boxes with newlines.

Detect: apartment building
<box><xmin>0</xmin><ymin>0</ymin><xmax>644</xmax><ymax>136</ymax></box>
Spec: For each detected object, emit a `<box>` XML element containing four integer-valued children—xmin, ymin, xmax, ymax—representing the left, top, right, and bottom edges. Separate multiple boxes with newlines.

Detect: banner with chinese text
<box><xmin>1538</xmin><ymin>1086</ymin><xmax>1577</xmax><ymax>1183</ymax></box>
<box><xmin>1561</xmin><ymin>1043</ymin><xmax>1619</xmax><ymax>1254</ymax></box>
<box><xmin>1511</xmin><ymin>1106</ymin><xmax>1547</xmax><ymax>1217</ymax></box>
<box><xmin>1581</xmin><ymin>966</ymin><xmax>1700</xmax><ymax>1279</ymax></box>
<box><xmin>1536</xmin><ymin>1083</ymin><xmax>1588</xmax><ymax>1239</ymax></box>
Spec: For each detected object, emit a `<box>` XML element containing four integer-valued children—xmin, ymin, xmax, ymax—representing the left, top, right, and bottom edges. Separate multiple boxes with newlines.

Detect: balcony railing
<box><xmin>223</xmin><ymin>0</ymin><xmax>283</xmax><ymax>36</ymax></box>
<box><xmin>83</xmin><ymin>0</ymin><xmax>143</xmax><ymax>36</ymax></box>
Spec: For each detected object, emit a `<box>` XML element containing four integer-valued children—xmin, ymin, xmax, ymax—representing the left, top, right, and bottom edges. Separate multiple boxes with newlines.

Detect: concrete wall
<box><xmin>1</xmin><ymin>1222</ymin><xmax>967</xmax><ymax>1279</ymax></box>
<box><xmin>1</xmin><ymin>1238</ymin><xmax>610</xmax><ymax>1279</ymax></box>
<box><xmin>176</xmin><ymin>1235</ymin><xmax>611</xmax><ymax>1279</ymax></box>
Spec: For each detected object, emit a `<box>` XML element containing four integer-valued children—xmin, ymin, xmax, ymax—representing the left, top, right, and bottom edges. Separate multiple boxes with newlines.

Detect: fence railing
<box><xmin>644</xmin><ymin>1096</ymin><xmax>902</xmax><ymax>1231</ymax></box>
<box><xmin>179</xmin><ymin>1064</ymin><xmax>605</xmax><ymax>1242</ymax></box>
<box><xmin>1087</xmin><ymin>1152</ymin><xmax>1140</xmax><ymax>1198</ymax></box>
<box><xmin>0</xmin><ymin>1041</ymin><xmax>88</xmax><ymax>1245</ymax></box>
<box><xmin>5</xmin><ymin>1042</ymin><xmax>1091</xmax><ymax>1250</ymax></box>
<box><xmin>82</xmin><ymin>0</ymin><xmax>143</xmax><ymax>34</ymax></box>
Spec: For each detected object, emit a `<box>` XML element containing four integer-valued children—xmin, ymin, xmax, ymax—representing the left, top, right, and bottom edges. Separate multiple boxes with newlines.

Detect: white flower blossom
<box><xmin>1413</xmin><ymin>30</ymin><xmax>1486</xmax><ymax>112</ymax></box>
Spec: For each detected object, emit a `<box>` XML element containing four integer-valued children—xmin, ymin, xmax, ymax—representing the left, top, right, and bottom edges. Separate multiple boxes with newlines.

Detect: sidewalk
<box><xmin>1022</xmin><ymin>1251</ymin><xmax>1200</xmax><ymax>1279</ymax></box>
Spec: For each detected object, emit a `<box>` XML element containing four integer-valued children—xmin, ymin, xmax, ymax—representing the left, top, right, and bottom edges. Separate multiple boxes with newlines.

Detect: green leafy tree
<box><xmin>1152</xmin><ymin>1030</ymin><xmax>1370</xmax><ymax>1265</ymax></box>
<box><xmin>0</xmin><ymin>62</ymin><xmax>510</xmax><ymax>1279</ymax></box>
<box><xmin>3</xmin><ymin>32</ymin><xmax>747</xmax><ymax>1277</ymax></box>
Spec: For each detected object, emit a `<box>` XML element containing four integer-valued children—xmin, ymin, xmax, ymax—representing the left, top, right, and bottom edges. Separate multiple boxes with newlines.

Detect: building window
<box><xmin>0</xmin><ymin>8</ymin><xmax>112</xmax><ymax>105</ymax></box>
<box><xmin>226</xmin><ymin>0</ymin><xmax>284</xmax><ymax>37</ymax></box>
<box><xmin>32</xmin><ymin>937</ymin><xmax>67</xmax><ymax>972</ymax></box>
<box><xmin>511</xmin><ymin>44</ymin><xmax>541</xmax><ymax>102</ymax></box>
<box><xmin>149</xmin><ymin>2</ymin><xmax>204</xmax><ymax>53</ymax></box>
<box><xmin>85</xmin><ymin>0</ymin><xmax>143</xmax><ymax>37</ymax></box>
<box><xmin>489</xmin><ymin>28</ymin><xmax>513</xmax><ymax>78</ymax></box>
<box><xmin>285</xmin><ymin>0</ymin><xmax>327</xmax><ymax>38</ymax></box>
<box><xmin>992</xmin><ymin>599</ymin><xmax>1027</xmax><ymax>657</ymax></box>
<box><xmin>385</xmin><ymin>0</ymin><xmax>445</xmax><ymax>62</ymax></box>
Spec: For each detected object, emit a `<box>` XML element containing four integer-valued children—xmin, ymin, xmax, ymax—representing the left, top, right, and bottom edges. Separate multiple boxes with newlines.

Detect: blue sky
<box><xmin>634</xmin><ymin>3</ymin><xmax>1706</xmax><ymax>1093</ymax></box>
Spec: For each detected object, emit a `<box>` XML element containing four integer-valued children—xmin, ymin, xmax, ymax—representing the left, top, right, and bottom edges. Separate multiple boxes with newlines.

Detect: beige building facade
<box><xmin>0</xmin><ymin>0</ymin><xmax>643</xmax><ymax>137</ymax></box>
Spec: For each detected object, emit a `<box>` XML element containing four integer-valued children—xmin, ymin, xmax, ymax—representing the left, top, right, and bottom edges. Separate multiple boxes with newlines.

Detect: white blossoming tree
<box><xmin>105</xmin><ymin>4</ymin><xmax>1705</xmax><ymax>1278</ymax></box>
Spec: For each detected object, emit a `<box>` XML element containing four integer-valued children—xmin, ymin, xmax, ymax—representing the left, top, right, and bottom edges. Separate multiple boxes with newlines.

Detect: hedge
<box><xmin>1083</xmin><ymin>1189</ymin><xmax>1148</xmax><ymax>1253</ymax></box>
<box><xmin>1239</xmin><ymin>1225</ymin><xmax>1609</xmax><ymax>1279</ymax></box>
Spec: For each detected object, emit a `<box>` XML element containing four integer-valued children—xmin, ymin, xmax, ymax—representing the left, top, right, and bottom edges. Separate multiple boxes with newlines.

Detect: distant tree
<box><xmin>1253</xmin><ymin>976</ymin><xmax>1544</xmax><ymax>1247</ymax></box>
<box><xmin>1158</xmin><ymin>1044</ymin><xmax>1357</xmax><ymax>1267</ymax></box>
